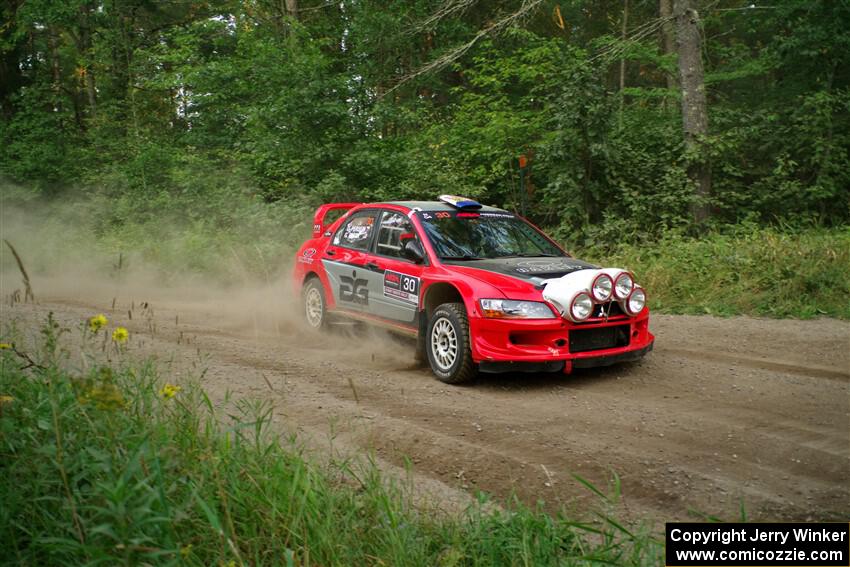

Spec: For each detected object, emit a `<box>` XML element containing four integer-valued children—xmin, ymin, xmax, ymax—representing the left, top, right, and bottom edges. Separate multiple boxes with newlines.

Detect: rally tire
<box><xmin>302</xmin><ymin>277</ymin><xmax>328</xmax><ymax>332</ymax></box>
<box><xmin>426</xmin><ymin>303</ymin><xmax>476</xmax><ymax>384</ymax></box>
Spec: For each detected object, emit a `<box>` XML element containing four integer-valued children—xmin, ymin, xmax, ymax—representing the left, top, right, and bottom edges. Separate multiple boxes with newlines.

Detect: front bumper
<box><xmin>470</xmin><ymin>310</ymin><xmax>654</xmax><ymax>373</ymax></box>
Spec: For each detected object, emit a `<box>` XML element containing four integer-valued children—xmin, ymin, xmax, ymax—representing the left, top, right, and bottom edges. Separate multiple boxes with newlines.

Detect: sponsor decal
<box><xmin>515</xmin><ymin>260</ymin><xmax>588</xmax><ymax>274</ymax></box>
<box><xmin>298</xmin><ymin>248</ymin><xmax>317</xmax><ymax>264</ymax></box>
<box><xmin>340</xmin><ymin>270</ymin><xmax>369</xmax><ymax>305</ymax></box>
<box><xmin>422</xmin><ymin>210</ymin><xmax>514</xmax><ymax>221</ymax></box>
<box><xmin>383</xmin><ymin>270</ymin><xmax>420</xmax><ymax>305</ymax></box>
<box><xmin>345</xmin><ymin>224</ymin><xmax>370</xmax><ymax>241</ymax></box>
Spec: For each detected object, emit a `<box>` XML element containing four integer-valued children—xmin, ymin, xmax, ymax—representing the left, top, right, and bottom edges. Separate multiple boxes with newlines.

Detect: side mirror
<box><xmin>400</xmin><ymin>236</ymin><xmax>425</xmax><ymax>264</ymax></box>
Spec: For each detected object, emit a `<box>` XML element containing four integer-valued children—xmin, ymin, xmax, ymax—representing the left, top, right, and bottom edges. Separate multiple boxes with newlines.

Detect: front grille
<box><xmin>569</xmin><ymin>324</ymin><xmax>630</xmax><ymax>353</ymax></box>
<box><xmin>592</xmin><ymin>301</ymin><xmax>624</xmax><ymax>318</ymax></box>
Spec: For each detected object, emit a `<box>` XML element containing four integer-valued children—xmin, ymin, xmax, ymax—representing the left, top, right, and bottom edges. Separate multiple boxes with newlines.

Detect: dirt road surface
<box><xmin>4</xmin><ymin>286</ymin><xmax>848</xmax><ymax>525</ymax></box>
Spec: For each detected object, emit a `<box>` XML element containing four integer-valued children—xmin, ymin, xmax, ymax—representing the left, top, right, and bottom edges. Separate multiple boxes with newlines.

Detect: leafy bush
<box><xmin>579</xmin><ymin>225</ymin><xmax>850</xmax><ymax>318</ymax></box>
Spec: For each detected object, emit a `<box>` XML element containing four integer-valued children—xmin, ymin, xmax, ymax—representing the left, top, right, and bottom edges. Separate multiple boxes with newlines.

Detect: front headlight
<box><xmin>624</xmin><ymin>287</ymin><xmax>646</xmax><ymax>315</ymax></box>
<box><xmin>479</xmin><ymin>299</ymin><xmax>556</xmax><ymax>319</ymax></box>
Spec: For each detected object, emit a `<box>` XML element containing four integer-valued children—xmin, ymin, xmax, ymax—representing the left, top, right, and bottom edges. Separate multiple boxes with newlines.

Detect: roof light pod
<box><xmin>438</xmin><ymin>195</ymin><xmax>482</xmax><ymax>209</ymax></box>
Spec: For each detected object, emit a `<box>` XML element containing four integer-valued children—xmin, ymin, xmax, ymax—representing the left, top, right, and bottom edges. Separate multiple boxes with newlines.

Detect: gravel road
<box><xmin>5</xmin><ymin>287</ymin><xmax>848</xmax><ymax>524</ymax></box>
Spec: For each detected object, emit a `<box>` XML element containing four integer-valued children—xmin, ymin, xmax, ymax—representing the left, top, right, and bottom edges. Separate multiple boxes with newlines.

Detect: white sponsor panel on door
<box><xmin>383</xmin><ymin>270</ymin><xmax>420</xmax><ymax>305</ymax></box>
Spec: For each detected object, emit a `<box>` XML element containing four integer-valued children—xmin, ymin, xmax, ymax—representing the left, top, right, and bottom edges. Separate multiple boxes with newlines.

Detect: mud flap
<box><xmin>414</xmin><ymin>309</ymin><xmax>427</xmax><ymax>363</ymax></box>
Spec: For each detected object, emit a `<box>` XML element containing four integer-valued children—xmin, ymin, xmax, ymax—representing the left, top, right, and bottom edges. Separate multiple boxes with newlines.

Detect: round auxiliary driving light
<box><xmin>625</xmin><ymin>287</ymin><xmax>646</xmax><ymax>316</ymax></box>
<box><xmin>591</xmin><ymin>273</ymin><xmax>613</xmax><ymax>302</ymax></box>
<box><xmin>569</xmin><ymin>292</ymin><xmax>594</xmax><ymax>322</ymax></box>
<box><xmin>614</xmin><ymin>272</ymin><xmax>634</xmax><ymax>300</ymax></box>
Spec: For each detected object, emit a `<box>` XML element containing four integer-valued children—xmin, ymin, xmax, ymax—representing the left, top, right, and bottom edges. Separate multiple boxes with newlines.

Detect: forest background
<box><xmin>1</xmin><ymin>0</ymin><xmax>848</xmax><ymax>317</ymax></box>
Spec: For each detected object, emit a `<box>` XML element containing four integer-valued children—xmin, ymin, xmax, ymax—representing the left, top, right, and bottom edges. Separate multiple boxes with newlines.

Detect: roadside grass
<box><xmin>579</xmin><ymin>226</ymin><xmax>850</xmax><ymax>319</ymax></box>
<box><xmin>0</xmin><ymin>315</ymin><xmax>662</xmax><ymax>566</ymax></box>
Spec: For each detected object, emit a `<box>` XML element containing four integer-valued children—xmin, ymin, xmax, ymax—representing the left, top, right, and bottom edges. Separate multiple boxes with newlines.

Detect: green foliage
<box><xmin>0</xmin><ymin>317</ymin><xmax>662</xmax><ymax>565</ymax></box>
<box><xmin>580</xmin><ymin>226</ymin><xmax>850</xmax><ymax>319</ymax></box>
<box><xmin>0</xmin><ymin>84</ymin><xmax>83</xmax><ymax>190</ymax></box>
<box><xmin>0</xmin><ymin>0</ymin><xmax>848</xmax><ymax>313</ymax></box>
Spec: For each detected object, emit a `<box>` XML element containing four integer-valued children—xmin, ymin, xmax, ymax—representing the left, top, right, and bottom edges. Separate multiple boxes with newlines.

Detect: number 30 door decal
<box><xmin>383</xmin><ymin>270</ymin><xmax>420</xmax><ymax>305</ymax></box>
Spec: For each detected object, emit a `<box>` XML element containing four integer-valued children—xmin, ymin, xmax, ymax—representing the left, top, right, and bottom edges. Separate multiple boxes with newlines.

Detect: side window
<box><xmin>375</xmin><ymin>211</ymin><xmax>415</xmax><ymax>259</ymax></box>
<box><xmin>333</xmin><ymin>211</ymin><xmax>378</xmax><ymax>250</ymax></box>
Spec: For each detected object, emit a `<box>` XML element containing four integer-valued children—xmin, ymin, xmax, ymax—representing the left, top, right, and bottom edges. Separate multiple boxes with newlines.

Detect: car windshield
<box><xmin>418</xmin><ymin>211</ymin><xmax>565</xmax><ymax>260</ymax></box>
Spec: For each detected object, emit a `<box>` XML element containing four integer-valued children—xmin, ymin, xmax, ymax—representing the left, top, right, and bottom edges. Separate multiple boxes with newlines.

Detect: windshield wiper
<box><xmin>441</xmin><ymin>255</ymin><xmax>484</xmax><ymax>261</ymax></box>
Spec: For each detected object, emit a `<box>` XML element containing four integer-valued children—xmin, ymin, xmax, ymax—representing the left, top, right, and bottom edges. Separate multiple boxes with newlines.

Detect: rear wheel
<box><xmin>426</xmin><ymin>303</ymin><xmax>476</xmax><ymax>384</ymax></box>
<box><xmin>302</xmin><ymin>278</ymin><xmax>327</xmax><ymax>331</ymax></box>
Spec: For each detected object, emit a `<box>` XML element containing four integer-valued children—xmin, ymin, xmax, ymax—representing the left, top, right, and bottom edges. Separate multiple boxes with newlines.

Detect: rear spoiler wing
<box><xmin>312</xmin><ymin>203</ymin><xmax>360</xmax><ymax>238</ymax></box>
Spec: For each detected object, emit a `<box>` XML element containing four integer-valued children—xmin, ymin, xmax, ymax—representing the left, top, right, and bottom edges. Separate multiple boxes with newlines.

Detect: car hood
<box><xmin>442</xmin><ymin>256</ymin><xmax>598</xmax><ymax>297</ymax></box>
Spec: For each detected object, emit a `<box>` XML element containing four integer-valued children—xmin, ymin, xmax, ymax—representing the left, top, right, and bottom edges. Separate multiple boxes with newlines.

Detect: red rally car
<box><xmin>292</xmin><ymin>195</ymin><xmax>654</xmax><ymax>383</ymax></box>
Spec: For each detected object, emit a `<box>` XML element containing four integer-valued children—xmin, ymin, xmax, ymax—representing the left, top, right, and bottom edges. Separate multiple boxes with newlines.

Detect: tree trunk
<box><xmin>0</xmin><ymin>0</ymin><xmax>25</xmax><ymax>119</ymax></box>
<box><xmin>84</xmin><ymin>71</ymin><xmax>97</xmax><ymax>115</ymax></box>
<box><xmin>618</xmin><ymin>0</ymin><xmax>628</xmax><ymax>127</ymax></box>
<box><xmin>77</xmin><ymin>4</ymin><xmax>97</xmax><ymax>116</ymax></box>
<box><xmin>48</xmin><ymin>27</ymin><xmax>62</xmax><ymax>96</ymax></box>
<box><xmin>674</xmin><ymin>0</ymin><xmax>711</xmax><ymax>223</ymax></box>
<box><xmin>285</xmin><ymin>0</ymin><xmax>298</xmax><ymax>19</ymax></box>
<box><xmin>659</xmin><ymin>0</ymin><xmax>677</xmax><ymax>105</ymax></box>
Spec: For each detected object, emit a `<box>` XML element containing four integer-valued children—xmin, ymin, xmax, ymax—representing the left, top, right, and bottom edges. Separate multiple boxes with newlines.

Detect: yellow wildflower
<box><xmin>159</xmin><ymin>384</ymin><xmax>182</xmax><ymax>399</ymax></box>
<box><xmin>88</xmin><ymin>314</ymin><xmax>108</xmax><ymax>333</ymax></box>
<box><xmin>179</xmin><ymin>544</ymin><xmax>193</xmax><ymax>558</ymax></box>
<box><xmin>0</xmin><ymin>395</ymin><xmax>14</xmax><ymax>405</ymax></box>
<box><xmin>0</xmin><ymin>343</ymin><xmax>11</xmax><ymax>349</ymax></box>
<box><xmin>112</xmin><ymin>327</ymin><xmax>129</xmax><ymax>343</ymax></box>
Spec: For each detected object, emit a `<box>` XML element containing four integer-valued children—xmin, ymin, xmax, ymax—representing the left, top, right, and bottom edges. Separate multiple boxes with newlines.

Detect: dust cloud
<box><xmin>0</xmin><ymin>187</ymin><xmax>415</xmax><ymax>370</ymax></box>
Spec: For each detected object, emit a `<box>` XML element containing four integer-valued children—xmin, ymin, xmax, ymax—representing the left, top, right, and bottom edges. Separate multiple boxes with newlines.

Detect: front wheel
<box><xmin>426</xmin><ymin>303</ymin><xmax>476</xmax><ymax>384</ymax></box>
<box><xmin>302</xmin><ymin>278</ymin><xmax>327</xmax><ymax>331</ymax></box>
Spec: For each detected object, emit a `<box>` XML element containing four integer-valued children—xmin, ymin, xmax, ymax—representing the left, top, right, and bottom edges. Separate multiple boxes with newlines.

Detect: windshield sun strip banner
<box><xmin>417</xmin><ymin>210</ymin><xmax>516</xmax><ymax>221</ymax></box>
